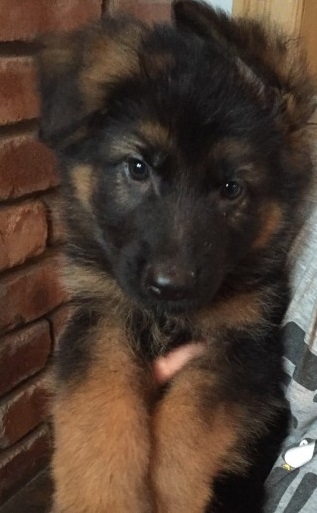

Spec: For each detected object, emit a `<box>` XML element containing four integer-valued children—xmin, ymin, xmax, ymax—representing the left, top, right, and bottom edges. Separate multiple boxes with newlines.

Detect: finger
<box><xmin>153</xmin><ymin>342</ymin><xmax>206</xmax><ymax>385</ymax></box>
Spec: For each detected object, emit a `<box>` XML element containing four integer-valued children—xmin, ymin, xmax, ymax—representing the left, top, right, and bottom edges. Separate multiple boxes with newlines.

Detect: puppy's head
<box><xmin>37</xmin><ymin>2</ymin><xmax>315</xmax><ymax>313</ymax></box>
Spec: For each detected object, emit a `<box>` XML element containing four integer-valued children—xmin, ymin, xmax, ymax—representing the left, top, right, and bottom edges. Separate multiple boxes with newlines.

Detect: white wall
<box><xmin>205</xmin><ymin>0</ymin><xmax>233</xmax><ymax>13</ymax></box>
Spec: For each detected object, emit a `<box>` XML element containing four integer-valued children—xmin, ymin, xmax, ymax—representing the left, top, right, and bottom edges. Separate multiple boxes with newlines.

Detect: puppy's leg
<box><xmin>51</xmin><ymin>325</ymin><xmax>152</xmax><ymax>513</ymax></box>
<box><xmin>151</xmin><ymin>360</ymin><xmax>272</xmax><ymax>513</ymax></box>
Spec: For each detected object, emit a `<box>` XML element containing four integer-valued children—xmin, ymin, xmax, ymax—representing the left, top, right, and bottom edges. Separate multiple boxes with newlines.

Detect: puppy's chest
<box><xmin>128</xmin><ymin>312</ymin><xmax>195</xmax><ymax>361</ymax></box>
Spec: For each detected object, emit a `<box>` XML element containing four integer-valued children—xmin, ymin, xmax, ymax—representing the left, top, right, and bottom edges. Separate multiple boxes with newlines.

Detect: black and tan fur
<box><xmin>37</xmin><ymin>1</ymin><xmax>316</xmax><ymax>512</ymax></box>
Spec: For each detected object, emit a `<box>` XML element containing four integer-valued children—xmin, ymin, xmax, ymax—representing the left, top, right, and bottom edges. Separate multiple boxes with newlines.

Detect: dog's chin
<box><xmin>117</xmin><ymin>273</ymin><xmax>222</xmax><ymax>316</ymax></box>
<box><xmin>125</xmin><ymin>287</ymin><xmax>209</xmax><ymax>316</ymax></box>
<box><xmin>116</xmin><ymin>276</ymin><xmax>224</xmax><ymax>316</ymax></box>
<box><xmin>145</xmin><ymin>297</ymin><xmax>200</xmax><ymax>316</ymax></box>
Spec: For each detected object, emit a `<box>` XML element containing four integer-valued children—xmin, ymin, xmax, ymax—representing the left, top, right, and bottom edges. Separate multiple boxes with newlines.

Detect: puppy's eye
<box><xmin>221</xmin><ymin>180</ymin><xmax>244</xmax><ymax>200</ymax></box>
<box><xmin>126</xmin><ymin>158</ymin><xmax>150</xmax><ymax>181</ymax></box>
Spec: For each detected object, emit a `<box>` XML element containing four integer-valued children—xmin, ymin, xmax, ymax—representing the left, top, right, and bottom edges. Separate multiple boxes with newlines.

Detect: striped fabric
<box><xmin>265</xmin><ymin>168</ymin><xmax>317</xmax><ymax>513</ymax></box>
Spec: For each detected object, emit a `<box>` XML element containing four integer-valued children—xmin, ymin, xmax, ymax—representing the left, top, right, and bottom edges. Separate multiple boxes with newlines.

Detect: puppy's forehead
<box><xmin>94</xmin><ymin>26</ymin><xmax>271</xmax><ymax>163</ymax></box>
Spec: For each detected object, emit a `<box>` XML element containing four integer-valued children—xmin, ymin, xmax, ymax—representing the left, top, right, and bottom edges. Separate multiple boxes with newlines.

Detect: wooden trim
<box><xmin>232</xmin><ymin>0</ymin><xmax>317</xmax><ymax>77</ymax></box>
<box><xmin>232</xmin><ymin>0</ymin><xmax>305</xmax><ymax>35</ymax></box>
<box><xmin>300</xmin><ymin>0</ymin><xmax>317</xmax><ymax>75</ymax></box>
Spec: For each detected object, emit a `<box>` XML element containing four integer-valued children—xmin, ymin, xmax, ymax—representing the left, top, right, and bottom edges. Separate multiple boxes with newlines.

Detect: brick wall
<box><xmin>0</xmin><ymin>0</ymin><xmax>103</xmax><ymax>505</ymax></box>
<box><xmin>0</xmin><ymin>0</ymin><xmax>171</xmax><ymax>506</ymax></box>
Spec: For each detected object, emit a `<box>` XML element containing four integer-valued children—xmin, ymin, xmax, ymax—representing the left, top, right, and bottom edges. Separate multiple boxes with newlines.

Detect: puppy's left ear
<box><xmin>172</xmin><ymin>0</ymin><xmax>230</xmax><ymax>44</ymax></box>
<box><xmin>172</xmin><ymin>0</ymin><xmax>316</xmax><ymax>127</ymax></box>
<box><xmin>173</xmin><ymin>1</ymin><xmax>277</xmax><ymax>111</ymax></box>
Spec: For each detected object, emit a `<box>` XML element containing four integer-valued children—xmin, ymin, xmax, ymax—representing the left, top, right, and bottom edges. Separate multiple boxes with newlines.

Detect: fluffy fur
<box><xmin>37</xmin><ymin>1</ymin><xmax>316</xmax><ymax>512</ymax></box>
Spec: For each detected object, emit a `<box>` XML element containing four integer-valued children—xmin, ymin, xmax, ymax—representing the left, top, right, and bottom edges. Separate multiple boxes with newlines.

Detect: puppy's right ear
<box><xmin>37</xmin><ymin>19</ymin><xmax>143</xmax><ymax>149</ymax></box>
<box><xmin>37</xmin><ymin>30</ymin><xmax>88</xmax><ymax>147</ymax></box>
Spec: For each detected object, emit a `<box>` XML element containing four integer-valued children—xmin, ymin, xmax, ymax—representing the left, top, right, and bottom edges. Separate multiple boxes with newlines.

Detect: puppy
<box><xmin>37</xmin><ymin>1</ymin><xmax>316</xmax><ymax>512</ymax></box>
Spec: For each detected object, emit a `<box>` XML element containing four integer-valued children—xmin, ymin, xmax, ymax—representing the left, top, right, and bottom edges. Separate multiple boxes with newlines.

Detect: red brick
<box><xmin>0</xmin><ymin>321</ymin><xmax>51</xmax><ymax>396</ymax></box>
<box><xmin>0</xmin><ymin>201</ymin><xmax>48</xmax><ymax>271</ymax></box>
<box><xmin>0</xmin><ymin>424</ymin><xmax>51</xmax><ymax>506</ymax></box>
<box><xmin>0</xmin><ymin>0</ymin><xmax>102</xmax><ymax>41</ymax></box>
<box><xmin>0</xmin><ymin>57</ymin><xmax>39</xmax><ymax>125</ymax></box>
<box><xmin>50</xmin><ymin>303</ymin><xmax>74</xmax><ymax>347</ymax></box>
<box><xmin>0</xmin><ymin>135</ymin><xmax>60</xmax><ymax>200</ymax></box>
<box><xmin>115</xmin><ymin>0</ymin><xmax>171</xmax><ymax>21</ymax></box>
<box><xmin>0</xmin><ymin>375</ymin><xmax>49</xmax><ymax>449</ymax></box>
<box><xmin>42</xmin><ymin>192</ymin><xmax>66</xmax><ymax>246</ymax></box>
<box><xmin>0</xmin><ymin>254</ymin><xmax>67</xmax><ymax>334</ymax></box>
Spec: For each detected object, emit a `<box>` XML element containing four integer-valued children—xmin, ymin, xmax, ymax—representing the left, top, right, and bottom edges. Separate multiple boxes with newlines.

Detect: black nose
<box><xmin>144</xmin><ymin>263</ymin><xmax>197</xmax><ymax>301</ymax></box>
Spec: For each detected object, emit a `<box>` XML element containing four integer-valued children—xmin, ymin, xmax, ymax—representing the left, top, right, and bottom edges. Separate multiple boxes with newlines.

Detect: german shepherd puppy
<box><xmin>37</xmin><ymin>1</ymin><xmax>316</xmax><ymax>512</ymax></box>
